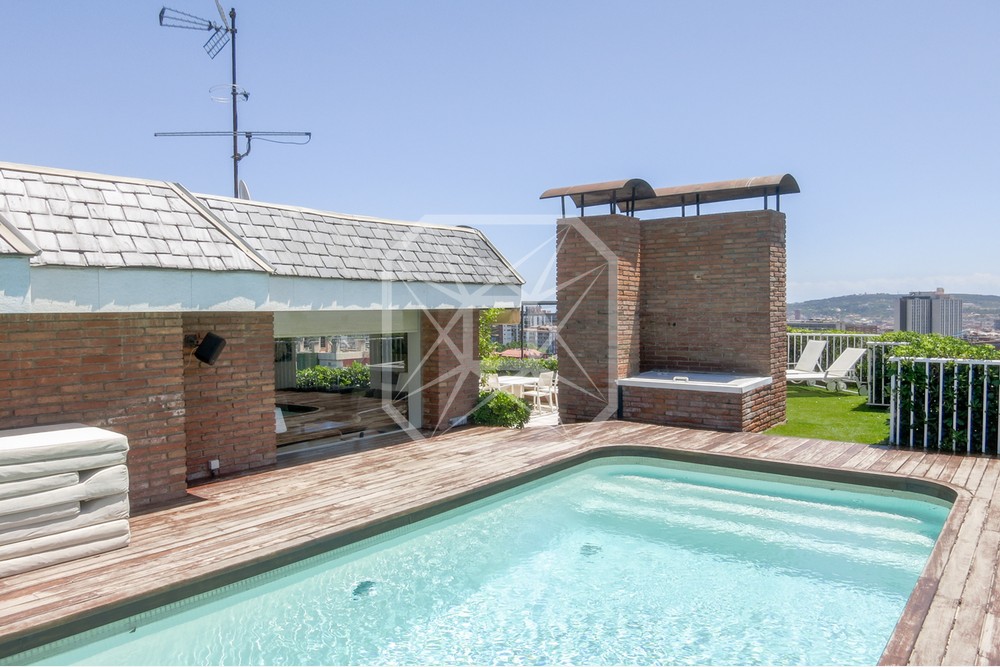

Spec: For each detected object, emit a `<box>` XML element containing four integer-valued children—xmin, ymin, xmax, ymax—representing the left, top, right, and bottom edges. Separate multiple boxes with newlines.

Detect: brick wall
<box><xmin>620</xmin><ymin>385</ymin><xmax>743</xmax><ymax>431</ymax></box>
<box><xmin>556</xmin><ymin>209</ymin><xmax>787</xmax><ymax>432</ymax></box>
<box><xmin>620</xmin><ymin>384</ymin><xmax>779</xmax><ymax>432</ymax></box>
<box><xmin>743</xmin><ymin>379</ymin><xmax>785</xmax><ymax>432</ymax></box>
<box><xmin>182</xmin><ymin>312</ymin><xmax>276</xmax><ymax>482</ymax></box>
<box><xmin>640</xmin><ymin>211</ymin><xmax>784</xmax><ymax>376</ymax></box>
<box><xmin>556</xmin><ymin>215</ymin><xmax>641</xmax><ymax>423</ymax></box>
<box><xmin>420</xmin><ymin>309</ymin><xmax>480</xmax><ymax>433</ymax></box>
<box><xmin>0</xmin><ymin>313</ymin><xmax>187</xmax><ymax>507</ymax></box>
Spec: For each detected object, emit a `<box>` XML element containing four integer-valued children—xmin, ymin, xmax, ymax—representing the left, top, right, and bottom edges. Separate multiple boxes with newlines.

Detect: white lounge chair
<box><xmin>789</xmin><ymin>339</ymin><xmax>827</xmax><ymax>373</ymax></box>
<box><xmin>787</xmin><ymin>347</ymin><xmax>867</xmax><ymax>392</ymax></box>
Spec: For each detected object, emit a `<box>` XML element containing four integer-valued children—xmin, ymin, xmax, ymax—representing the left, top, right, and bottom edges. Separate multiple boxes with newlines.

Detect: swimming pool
<box><xmin>11</xmin><ymin>456</ymin><xmax>950</xmax><ymax>666</ymax></box>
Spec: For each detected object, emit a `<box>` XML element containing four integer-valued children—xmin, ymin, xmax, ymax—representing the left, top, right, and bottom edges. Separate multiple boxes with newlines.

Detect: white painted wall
<box><xmin>0</xmin><ymin>258</ymin><xmax>29</xmax><ymax>312</ymax></box>
<box><xmin>6</xmin><ymin>266</ymin><xmax>520</xmax><ymax>313</ymax></box>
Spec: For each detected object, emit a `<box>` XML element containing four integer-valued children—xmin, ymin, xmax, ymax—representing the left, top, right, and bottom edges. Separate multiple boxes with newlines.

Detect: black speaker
<box><xmin>194</xmin><ymin>332</ymin><xmax>227</xmax><ymax>365</ymax></box>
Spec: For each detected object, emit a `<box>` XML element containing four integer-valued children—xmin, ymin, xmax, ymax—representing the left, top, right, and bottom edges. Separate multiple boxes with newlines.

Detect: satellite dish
<box><xmin>237</xmin><ymin>179</ymin><xmax>252</xmax><ymax>200</ymax></box>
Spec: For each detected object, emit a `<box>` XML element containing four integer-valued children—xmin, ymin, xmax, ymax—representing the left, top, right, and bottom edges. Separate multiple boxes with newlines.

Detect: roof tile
<box><xmin>0</xmin><ymin>163</ymin><xmax>521</xmax><ymax>285</ymax></box>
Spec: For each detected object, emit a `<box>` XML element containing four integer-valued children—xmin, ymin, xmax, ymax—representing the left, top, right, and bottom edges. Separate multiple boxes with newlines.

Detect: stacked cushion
<box><xmin>0</xmin><ymin>424</ymin><xmax>130</xmax><ymax>577</ymax></box>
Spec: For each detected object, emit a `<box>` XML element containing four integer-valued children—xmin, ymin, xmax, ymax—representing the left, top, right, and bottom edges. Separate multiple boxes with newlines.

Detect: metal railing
<box><xmin>786</xmin><ymin>333</ymin><xmax>908</xmax><ymax>406</ymax></box>
<box><xmin>888</xmin><ymin>357</ymin><xmax>1000</xmax><ymax>454</ymax></box>
<box><xmin>866</xmin><ymin>341</ymin><xmax>905</xmax><ymax>406</ymax></box>
<box><xmin>787</xmin><ymin>332</ymin><xmax>877</xmax><ymax>371</ymax></box>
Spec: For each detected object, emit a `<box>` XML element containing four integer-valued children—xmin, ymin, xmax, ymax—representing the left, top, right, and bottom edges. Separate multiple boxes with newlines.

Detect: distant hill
<box><xmin>789</xmin><ymin>293</ymin><xmax>1000</xmax><ymax>320</ymax></box>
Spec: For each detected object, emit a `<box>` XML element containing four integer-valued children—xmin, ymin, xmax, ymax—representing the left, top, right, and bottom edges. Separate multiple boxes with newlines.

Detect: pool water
<box><xmin>18</xmin><ymin>457</ymin><xmax>950</xmax><ymax>666</ymax></box>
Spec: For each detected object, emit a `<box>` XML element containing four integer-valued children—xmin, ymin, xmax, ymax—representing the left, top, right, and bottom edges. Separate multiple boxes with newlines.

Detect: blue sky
<box><xmin>2</xmin><ymin>1</ymin><xmax>998</xmax><ymax>302</ymax></box>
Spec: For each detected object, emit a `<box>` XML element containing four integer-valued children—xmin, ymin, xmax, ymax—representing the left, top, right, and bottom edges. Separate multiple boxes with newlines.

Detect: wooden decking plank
<box><xmin>977</xmin><ymin>611</ymin><xmax>1000</xmax><ymax>665</ymax></box>
<box><xmin>895</xmin><ymin>452</ymin><xmax>929</xmax><ymax>477</ymax></box>
<box><xmin>908</xmin><ymin>594</ymin><xmax>958</xmax><ymax>666</ymax></box>
<box><xmin>841</xmin><ymin>445</ymin><xmax>890</xmax><ymax>472</ymax></box>
<box><xmin>948</xmin><ymin>454</ymin><xmax>978</xmax><ymax>488</ymax></box>
<box><xmin>877</xmin><ymin>448</ymin><xmax>918</xmax><ymax>474</ymax></box>
<box><xmin>864</xmin><ymin>446</ymin><xmax>902</xmax><ymax>473</ymax></box>
<box><xmin>934</xmin><ymin>498</ymin><xmax>990</xmax><ymax>600</ymax></box>
<box><xmin>940</xmin><ymin>529</ymin><xmax>1000</xmax><ymax>665</ymax></box>
<box><xmin>930</xmin><ymin>454</ymin><xmax>963</xmax><ymax>484</ymax></box>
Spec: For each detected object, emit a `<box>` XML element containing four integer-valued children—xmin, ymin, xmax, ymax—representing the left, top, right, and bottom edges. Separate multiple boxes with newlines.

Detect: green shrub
<box><xmin>480</xmin><ymin>356</ymin><xmax>556</xmax><ymax>377</ymax></box>
<box><xmin>295</xmin><ymin>362</ymin><xmax>370</xmax><ymax>390</ymax></box>
<box><xmin>295</xmin><ymin>365</ymin><xmax>336</xmax><ymax>390</ymax></box>
<box><xmin>878</xmin><ymin>332</ymin><xmax>1000</xmax><ymax>360</ymax></box>
<box><xmin>339</xmin><ymin>361</ymin><xmax>371</xmax><ymax>386</ymax></box>
<box><xmin>875</xmin><ymin>333</ymin><xmax>1000</xmax><ymax>452</ymax></box>
<box><xmin>470</xmin><ymin>390</ymin><xmax>532</xmax><ymax>428</ymax></box>
<box><xmin>787</xmin><ymin>327</ymin><xmax>845</xmax><ymax>334</ymax></box>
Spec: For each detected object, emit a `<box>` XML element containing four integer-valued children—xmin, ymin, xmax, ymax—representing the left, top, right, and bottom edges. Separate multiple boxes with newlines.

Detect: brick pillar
<box><xmin>182</xmin><ymin>312</ymin><xmax>277</xmax><ymax>481</ymax></box>
<box><xmin>556</xmin><ymin>214</ymin><xmax>641</xmax><ymax>423</ymax></box>
<box><xmin>420</xmin><ymin>308</ymin><xmax>480</xmax><ymax>433</ymax></box>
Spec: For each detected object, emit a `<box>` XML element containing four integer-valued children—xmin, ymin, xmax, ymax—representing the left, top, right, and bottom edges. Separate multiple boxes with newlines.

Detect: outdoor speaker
<box><xmin>194</xmin><ymin>332</ymin><xmax>227</xmax><ymax>365</ymax></box>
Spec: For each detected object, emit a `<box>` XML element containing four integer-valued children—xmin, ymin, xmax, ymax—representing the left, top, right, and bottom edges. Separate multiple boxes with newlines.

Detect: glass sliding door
<box><xmin>274</xmin><ymin>333</ymin><xmax>412</xmax><ymax>448</ymax></box>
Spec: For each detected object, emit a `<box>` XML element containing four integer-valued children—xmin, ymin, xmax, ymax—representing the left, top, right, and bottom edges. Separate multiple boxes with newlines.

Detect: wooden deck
<box><xmin>1</xmin><ymin>421</ymin><xmax>998</xmax><ymax>664</ymax></box>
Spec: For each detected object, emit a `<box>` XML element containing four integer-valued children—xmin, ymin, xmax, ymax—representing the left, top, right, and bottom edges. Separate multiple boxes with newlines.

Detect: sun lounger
<box><xmin>790</xmin><ymin>339</ymin><xmax>827</xmax><ymax>373</ymax></box>
<box><xmin>787</xmin><ymin>347</ymin><xmax>867</xmax><ymax>392</ymax></box>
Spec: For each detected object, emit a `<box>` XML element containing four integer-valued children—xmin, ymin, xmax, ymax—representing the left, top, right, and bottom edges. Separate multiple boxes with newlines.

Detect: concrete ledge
<box><xmin>617</xmin><ymin>370</ymin><xmax>772</xmax><ymax>394</ymax></box>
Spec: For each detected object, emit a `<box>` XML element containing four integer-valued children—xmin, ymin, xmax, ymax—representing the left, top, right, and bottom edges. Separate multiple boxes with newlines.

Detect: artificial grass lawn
<box><xmin>767</xmin><ymin>384</ymin><xmax>889</xmax><ymax>445</ymax></box>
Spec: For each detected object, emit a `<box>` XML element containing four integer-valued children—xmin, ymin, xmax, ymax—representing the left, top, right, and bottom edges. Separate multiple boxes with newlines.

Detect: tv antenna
<box><xmin>156</xmin><ymin>2</ymin><xmax>311</xmax><ymax>198</ymax></box>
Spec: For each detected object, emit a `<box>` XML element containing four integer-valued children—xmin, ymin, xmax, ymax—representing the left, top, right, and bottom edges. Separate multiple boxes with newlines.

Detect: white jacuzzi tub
<box><xmin>616</xmin><ymin>370</ymin><xmax>772</xmax><ymax>394</ymax></box>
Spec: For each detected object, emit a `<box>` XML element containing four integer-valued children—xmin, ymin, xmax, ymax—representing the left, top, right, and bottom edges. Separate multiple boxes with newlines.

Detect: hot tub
<box><xmin>617</xmin><ymin>370</ymin><xmax>779</xmax><ymax>432</ymax></box>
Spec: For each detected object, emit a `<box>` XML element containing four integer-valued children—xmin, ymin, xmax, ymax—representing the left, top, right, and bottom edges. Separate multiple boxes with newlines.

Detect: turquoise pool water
<box><xmin>16</xmin><ymin>457</ymin><xmax>950</xmax><ymax>666</ymax></box>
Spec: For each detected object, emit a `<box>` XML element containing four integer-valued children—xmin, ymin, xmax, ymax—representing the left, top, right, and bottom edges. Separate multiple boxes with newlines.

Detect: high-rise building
<box><xmin>897</xmin><ymin>288</ymin><xmax>963</xmax><ymax>336</ymax></box>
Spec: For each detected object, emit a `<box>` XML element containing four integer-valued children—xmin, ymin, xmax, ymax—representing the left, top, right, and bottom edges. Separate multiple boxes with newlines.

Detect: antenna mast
<box><xmin>156</xmin><ymin>4</ymin><xmax>311</xmax><ymax>198</ymax></box>
<box><xmin>226</xmin><ymin>6</ymin><xmax>239</xmax><ymax>198</ymax></box>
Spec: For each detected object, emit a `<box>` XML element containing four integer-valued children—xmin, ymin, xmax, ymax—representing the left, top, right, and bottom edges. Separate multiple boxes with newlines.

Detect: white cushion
<box><xmin>0</xmin><ymin>494</ymin><xmax>128</xmax><ymax>547</ymax></box>
<box><xmin>0</xmin><ymin>451</ymin><xmax>127</xmax><ymax>484</ymax></box>
<box><xmin>0</xmin><ymin>527</ymin><xmax>130</xmax><ymax>578</ymax></box>
<box><xmin>0</xmin><ymin>424</ymin><xmax>128</xmax><ymax>464</ymax></box>
<box><xmin>0</xmin><ymin>472</ymin><xmax>78</xmax><ymax>501</ymax></box>
<box><xmin>0</xmin><ymin>465</ymin><xmax>129</xmax><ymax>518</ymax></box>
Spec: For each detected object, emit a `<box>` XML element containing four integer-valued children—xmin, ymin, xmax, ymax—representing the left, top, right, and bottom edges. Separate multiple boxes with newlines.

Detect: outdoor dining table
<box><xmin>496</xmin><ymin>375</ymin><xmax>539</xmax><ymax>395</ymax></box>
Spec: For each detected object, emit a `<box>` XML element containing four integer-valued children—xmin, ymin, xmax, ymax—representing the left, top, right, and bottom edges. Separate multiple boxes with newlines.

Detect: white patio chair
<box><xmin>787</xmin><ymin>347</ymin><xmax>866</xmax><ymax>392</ymax></box>
<box><xmin>523</xmin><ymin>371</ymin><xmax>557</xmax><ymax>411</ymax></box>
<box><xmin>483</xmin><ymin>373</ymin><xmax>501</xmax><ymax>391</ymax></box>
<box><xmin>790</xmin><ymin>339</ymin><xmax>827</xmax><ymax>373</ymax></box>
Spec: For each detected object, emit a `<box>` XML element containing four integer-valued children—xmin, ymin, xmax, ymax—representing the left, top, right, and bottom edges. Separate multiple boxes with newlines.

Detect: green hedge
<box><xmin>881</xmin><ymin>333</ymin><xmax>1000</xmax><ymax>452</ymax></box>
<box><xmin>470</xmin><ymin>390</ymin><xmax>532</xmax><ymax>429</ymax></box>
<box><xmin>295</xmin><ymin>362</ymin><xmax>371</xmax><ymax>391</ymax></box>
<box><xmin>878</xmin><ymin>331</ymin><xmax>1000</xmax><ymax>360</ymax></box>
<box><xmin>480</xmin><ymin>356</ymin><xmax>557</xmax><ymax>376</ymax></box>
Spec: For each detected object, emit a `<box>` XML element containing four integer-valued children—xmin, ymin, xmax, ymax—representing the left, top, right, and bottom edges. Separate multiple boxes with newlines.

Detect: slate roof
<box><xmin>0</xmin><ymin>162</ymin><xmax>522</xmax><ymax>286</ymax></box>
<box><xmin>0</xmin><ymin>165</ymin><xmax>265</xmax><ymax>273</ymax></box>
<box><xmin>201</xmin><ymin>195</ymin><xmax>520</xmax><ymax>284</ymax></box>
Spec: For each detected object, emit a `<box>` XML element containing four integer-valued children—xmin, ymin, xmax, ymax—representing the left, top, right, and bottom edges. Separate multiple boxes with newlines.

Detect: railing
<box><xmin>787</xmin><ymin>332</ymin><xmax>878</xmax><ymax>373</ymax></box>
<box><xmin>866</xmin><ymin>341</ymin><xmax>904</xmax><ymax>407</ymax></box>
<box><xmin>888</xmin><ymin>356</ymin><xmax>1000</xmax><ymax>454</ymax></box>
<box><xmin>787</xmin><ymin>333</ymin><xmax>885</xmax><ymax>401</ymax></box>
